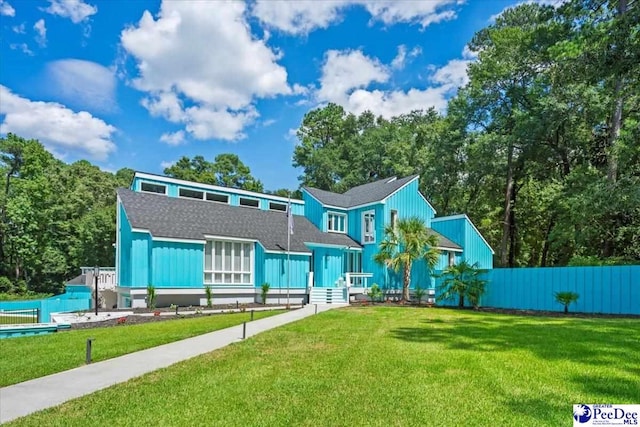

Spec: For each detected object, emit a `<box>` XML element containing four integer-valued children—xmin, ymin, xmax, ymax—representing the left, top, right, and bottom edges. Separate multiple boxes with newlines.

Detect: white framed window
<box><xmin>362</xmin><ymin>210</ymin><xmax>375</xmax><ymax>244</ymax></box>
<box><xmin>206</xmin><ymin>192</ymin><xmax>229</xmax><ymax>204</ymax></box>
<box><xmin>204</xmin><ymin>240</ymin><xmax>253</xmax><ymax>285</ymax></box>
<box><xmin>327</xmin><ymin>212</ymin><xmax>347</xmax><ymax>233</ymax></box>
<box><xmin>269</xmin><ymin>201</ymin><xmax>287</xmax><ymax>212</ymax></box>
<box><xmin>140</xmin><ymin>182</ymin><xmax>166</xmax><ymax>194</ymax></box>
<box><xmin>179</xmin><ymin>188</ymin><xmax>204</xmax><ymax>200</ymax></box>
<box><xmin>239</xmin><ymin>197</ymin><xmax>260</xmax><ymax>208</ymax></box>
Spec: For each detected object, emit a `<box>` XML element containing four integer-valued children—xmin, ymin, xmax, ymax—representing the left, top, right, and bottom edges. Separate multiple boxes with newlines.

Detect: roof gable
<box><xmin>304</xmin><ymin>175</ymin><xmax>419</xmax><ymax>209</ymax></box>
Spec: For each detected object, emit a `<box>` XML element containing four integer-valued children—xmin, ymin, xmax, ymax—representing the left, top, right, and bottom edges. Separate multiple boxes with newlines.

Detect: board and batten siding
<box><xmin>302</xmin><ymin>190</ymin><xmax>326</xmax><ymax>231</ymax></box>
<box><xmin>261</xmin><ymin>252</ymin><xmax>310</xmax><ymax>290</ymax></box>
<box><xmin>151</xmin><ymin>240</ymin><xmax>204</xmax><ymax>288</ymax></box>
<box><xmin>483</xmin><ymin>266</ymin><xmax>640</xmax><ymax>315</ymax></box>
<box><xmin>310</xmin><ymin>246</ymin><xmax>345</xmax><ymax>287</ymax></box>
<box><xmin>431</xmin><ymin>216</ymin><xmax>493</xmax><ymax>270</ymax></box>
<box><xmin>118</xmin><ymin>202</ymin><xmax>153</xmax><ymax>288</ymax></box>
<box><xmin>384</xmin><ymin>179</ymin><xmax>435</xmax><ymax>225</ymax></box>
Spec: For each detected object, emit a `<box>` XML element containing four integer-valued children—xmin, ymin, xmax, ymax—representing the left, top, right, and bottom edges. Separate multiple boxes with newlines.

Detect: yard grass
<box><xmin>0</xmin><ymin>310</ymin><xmax>283</xmax><ymax>387</ymax></box>
<box><xmin>0</xmin><ymin>314</ymin><xmax>36</xmax><ymax>324</ymax></box>
<box><xmin>7</xmin><ymin>307</ymin><xmax>640</xmax><ymax>427</ymax></box>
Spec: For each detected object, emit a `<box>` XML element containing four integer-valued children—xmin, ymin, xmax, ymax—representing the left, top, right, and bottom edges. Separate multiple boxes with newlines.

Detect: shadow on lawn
<box><xmin>390</xmin><ymin>315</ymin><xmax>640</xmax><ymax>373</ymax></box>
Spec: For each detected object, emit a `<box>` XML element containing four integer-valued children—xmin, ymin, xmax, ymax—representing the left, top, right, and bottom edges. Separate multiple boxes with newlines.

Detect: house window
<box><xmin>362</xmin><ymin>210</ymin><xmax>375</xmax><ymax>244</ymax></box>
<box><xmin>239</xmin><ymin>197</ymin><xmax>259</xmax><ymax>208</ymax></box>
<box><xmin>179</xmin><ymin>188</ymin><xmax>204</xmax><ymax>200</ymax></box>
<box><xmin>390</xmin><ymin>210</ymin><xmax>398</xmax><ymax>231</ymax></box>
<box><xmin>206</xmin><ymin>192</ymin><xmax>229</xmax><ymax>204</ymax></box>
<box><xmin>140</xmin><ymin>182</ymin><xmax>166</xmax><ymax>194</ymax></box>
<box><xmin>327</xmin><ymin>212</ymin><xmax>347</xmax><ymax>233</ymax></box>
<box><xmin>204</xmin><ymin>240</ymin><xmax>253</xmax><ymax>285</ymax></box>
<box><xmin>448</xmin><ymin>251</ymin><xmax>456</xmax><ymax>267</ymax></box>
<box><xmin>269</xmin><ymin>202</ymin><xmax>287</xmax><ymax>212</ymax></box>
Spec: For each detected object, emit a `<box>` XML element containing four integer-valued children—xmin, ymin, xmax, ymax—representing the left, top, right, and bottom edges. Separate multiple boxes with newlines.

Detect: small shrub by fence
<box><xmin>482</xmin><ymin>265</ymin><xmax>640</xmax><ymax>315</ymax></box>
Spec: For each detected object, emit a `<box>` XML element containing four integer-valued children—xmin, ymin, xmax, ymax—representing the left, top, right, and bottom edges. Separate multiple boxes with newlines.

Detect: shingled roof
<box><xmin>117</xmin><ymin>188</ymin><xmax>360</xmax><ymax>253</ymax></box>
<box><xmin>304</xmin><ymin>175</ymin><xmax>419</xmax><ymax>208</ymax></box>
<box><xmin>428</xmin><ymin>229</ymin><xmax>462</xmax><ymax>251</ymax></box>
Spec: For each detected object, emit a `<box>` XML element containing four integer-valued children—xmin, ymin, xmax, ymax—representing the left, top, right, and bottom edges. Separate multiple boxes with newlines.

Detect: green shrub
<box><xmin>0</xmin><ymin>277</ymin><xmax>13</xmax><ymax>293</ymax></box>
<box><xmin>205</xmin><ymin>286</ymin><xmax>213</xmax><ymax>308</ymax></box>
<box><xmin>368</xmin><ymin>284</ymin><xmax>383</xmax><ymax>304</ymax></box>
<box><xmin>261</xmin><ymin>283</ymin><xmax>270</xmax><ymax>305</ymax></box>
<box><xmin>147</xmin><ymin>284</ymin><xmax>157</xmax><ymax>309</ymax></box>
<box><xmin>414</xmin><ymin>286</ymin><xmax>426</xmax><ymax>305</ymax></box>
<box><xmin>554</xmin><ymin>291</ymin><xmax>579</xmax><ymax>314</ymax></box>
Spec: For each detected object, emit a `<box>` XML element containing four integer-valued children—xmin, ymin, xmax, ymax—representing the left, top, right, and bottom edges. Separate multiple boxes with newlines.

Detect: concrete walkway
<box><xmin>0</xmin><ymin>304</ymin><xmax>343</xmax><ymax>424</ymax></box>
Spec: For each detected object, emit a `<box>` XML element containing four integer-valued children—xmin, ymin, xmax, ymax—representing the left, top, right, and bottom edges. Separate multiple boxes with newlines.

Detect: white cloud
<box><xmin>44</xmin><ymin>0</ymin><xmax>97</xmax><ymax>23</ymax></box>
<box><xmin>46</xmin><ymin>59</ymin><xmax>116</xmax><ymax>112</ymax></box>
<box><xmin>12</xmin><ymin>23</ymin><xmax>25</xmax><ymax>33</ymax></box>
<box><xmin>0</xmin><ymin>85</ymin><xmax>116</xmax><ymax>160</ymax></box>
<box><xmin>314</xmin><ymin>47</ymin><xmax>473</xmax><ymax>118</ymax></box>
<box><xmin>391</xmin><ymin>45</ymin><xmax>422</xmax><ymax>70</ymax></box>
<box><xmin>9</xmin><ymin>43</ymin><xmax>33</xmax><ymax>56</ymax></box>
<box><xmin>120</xmin><ymin>1</ymin><xmax>291</xmax><ymax>142</ymax></box>
<box><xmin>317</xmin><ymin>50</ymin><xmax>389</xmax><ymax>107</ymax></box>
<box><xmin>430</xmin><ymin>59</ymin><xmax>470</xmax><ymax>88</ymax></box>
<box><xmin>253</xmin><ymin>0</ymin><xmax>461</xmax><ymax>35</ymax></box>
<box><xmin>0</xmin><ymin>0</ymin><xmax>15</xmax><ymax>17</ymax></box>
<box><xmin>34</xmin><ymin>19</ymin><xmax>47</xmax><ymax>47</ymax></box>
<box><xmin>160</xmin><ymin>160</ymin><xmax>176</xmax><ymax>169</ymax></box>
<box><xmin>159</xmin><ymin>131</ymin><xmax>185</xmax><ymax>146</ymax></box>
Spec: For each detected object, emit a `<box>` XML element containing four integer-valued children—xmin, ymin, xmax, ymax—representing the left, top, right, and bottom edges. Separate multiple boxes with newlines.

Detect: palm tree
<box><xmin>437</xmin><ymin>261</ymin><xmax>488</xmax><ymax>308</ymax></box>
<box><xmin>374</xmin><ymin>217</ymin><xmax>440</xmax><ymax>303</ymax></box>
<box><xmin>554</xmin><ymin>291</ymin><xmax>579</xmax><ymax>314</ymax></box>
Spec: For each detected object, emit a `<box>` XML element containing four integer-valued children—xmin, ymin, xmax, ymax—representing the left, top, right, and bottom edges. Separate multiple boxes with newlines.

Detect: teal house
<box><xmin>115</xmin><ymin>172</ymin><xmax>493</xmax><ymax>307</ymax></box>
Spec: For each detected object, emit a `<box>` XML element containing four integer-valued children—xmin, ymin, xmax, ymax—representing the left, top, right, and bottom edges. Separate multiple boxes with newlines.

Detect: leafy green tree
<box><xmin>374</xmin><ymin>217</ymin><xmax>440</xmax><ymax>303</ymax></box>
<box><xmin>164</xmin><ymin>154</ymin><xmax>263</xmax><ymax>191</ymax></box>
<box><xmin>554</xmin><ymin>291</ymin><xmax>579</xmax><ymax>314</ymax></box>
<box><xmin>437</xmin><ymin>261</ymin><xmax>488</xmax><ymax>308</ymax></box>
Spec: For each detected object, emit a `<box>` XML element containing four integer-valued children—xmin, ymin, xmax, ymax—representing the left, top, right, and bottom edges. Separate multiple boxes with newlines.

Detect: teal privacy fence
<box><xmin>482</xmin><ymin>266</ymin><xmax>640</xmax><ymax>315</ymax></box>
<box><xmin>0</xmin><ymin>287</ymin><xmax>91</xmax><ymax>322</ymax></box>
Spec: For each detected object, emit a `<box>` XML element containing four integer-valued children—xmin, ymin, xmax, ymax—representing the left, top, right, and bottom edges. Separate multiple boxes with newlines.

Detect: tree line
<box><xmin>293</xmin><ymin>0</ymin><xmax>639</xmax><ymax>268</ymax></box>
<box><xmin>1</xmin><ymin>0</ymin><xmax>637</xmax><ymax>296</ymax></box>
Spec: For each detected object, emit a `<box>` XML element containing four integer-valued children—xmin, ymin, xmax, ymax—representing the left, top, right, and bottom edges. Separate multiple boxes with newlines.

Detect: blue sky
<box><xmin>0</xmin><ymin>0</ymin><xmax>533</xmax><ymax>191</ymax></box>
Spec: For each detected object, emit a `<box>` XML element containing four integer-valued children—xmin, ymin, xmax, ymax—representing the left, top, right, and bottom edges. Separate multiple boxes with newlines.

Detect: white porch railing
<box><xmin>345</xmin><ymin>272</ymin><xmax>373</xmax><ymax>288</ymax></box>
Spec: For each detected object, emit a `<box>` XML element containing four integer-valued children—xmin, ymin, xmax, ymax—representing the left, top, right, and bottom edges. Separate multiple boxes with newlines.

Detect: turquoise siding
<box><xmin>262</xmin><ymin>252</ymin><xmax>310</xmax><ymax>290</ymax></box>
<box><xmin>483</xmin><ymin>266</ymin><xmax>640</xmax><ymax>315</ymax></box>
<box><xmin>131</xmin><ymin>232</ymin><xmax>152</xmax><ymax>287</ymax></box>
<box><xmin>117</xmin><ymin>203</ymin><xmax>132</xmax><ymax>286</ymax></box>
<box><xmin>431</xmin><ymin>216</ymin><xmax>493</xmax><ymax>270</ymax></box>
<box><xmin>311</xmin><ymin>246</ymin><xmax>345</xmax><ymax>287</ymax></box>
<box><xmin>303</xmin><ymin>191</ymin><xmax>325</xmax><ymax>230</ymax></box>
<box><xmin>132</xmin><ymin>176</ymin><xmax>304</xmax><ymax>214</ymax></box>
<box><xmin>385</xmin><ymin>179</ymin><xmax>435</xmax><ymax>226</ymax></box>
<box><xmin>151</xmin><ymin>241</ymin><xmax>204</xmax><ymax>288</ymax></box>
<box><xmin>118</xmin><ymin>201</ymin><xmax>153</xmax><ymax>288</ymax></box>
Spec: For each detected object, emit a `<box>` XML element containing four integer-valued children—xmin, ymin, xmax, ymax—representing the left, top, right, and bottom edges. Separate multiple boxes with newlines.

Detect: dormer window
<box><xmin>179</xmin><ymin>188</ymin><xmax>204</xmax><ymax>200</ymax></box>
<box><xmin>327</xmin><ymin>212</ymin><xmax>346</xmax><ymax>233</ymax></box>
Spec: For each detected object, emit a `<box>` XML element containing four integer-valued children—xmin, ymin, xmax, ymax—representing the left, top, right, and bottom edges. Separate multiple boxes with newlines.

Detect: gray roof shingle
<box><xmin>118</xmin><ymin>189</ymin><xmax>360</xmax><ymax>252</ymax></box>
<box><xmin>428</xmin><ymin>229</ymin><xmax>462</xmax><ymax>251</ymax></box>
<box><xmin>304</xmin><ymin>175</ymin><xmax>419</xmax><ymax>208</ymax></box>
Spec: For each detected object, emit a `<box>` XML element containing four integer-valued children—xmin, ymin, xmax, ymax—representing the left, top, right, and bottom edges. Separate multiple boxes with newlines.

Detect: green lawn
<box><xmin>0</xmin><ymin>314</ymin><xmax>37</xmax><ymax>325</ymax></box>
<box><xmin>0</xmin><ymin>310</ymin><xmax>283</xmax><ymax>387</ymax></box>
<box><xmin>7</xmin><ymin>307</ymin><xmax>640</xmax><ymax>427</ymax></box>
